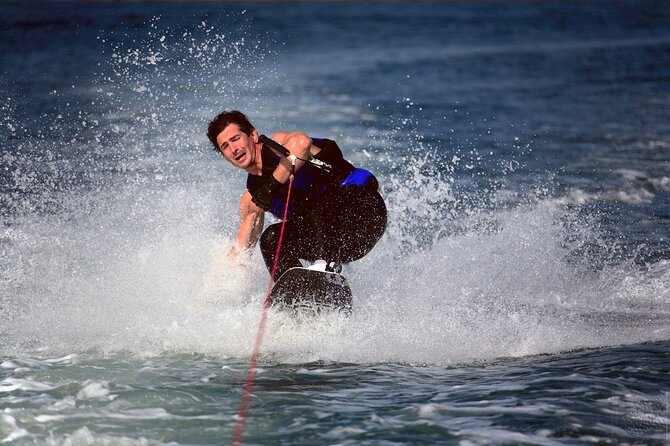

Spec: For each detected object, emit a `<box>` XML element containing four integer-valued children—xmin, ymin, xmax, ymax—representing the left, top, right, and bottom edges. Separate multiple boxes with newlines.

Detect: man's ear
<box><xmin>251</xmin><ymin>129</ymin><xmax>259</xmax><ymax>143</ymax></box>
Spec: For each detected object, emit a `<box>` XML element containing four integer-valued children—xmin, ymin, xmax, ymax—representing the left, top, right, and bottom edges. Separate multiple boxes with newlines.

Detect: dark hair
<box><xmin>207</xmin><ymin>110</ymin><xmax>255</xmax><ymax>150</ymax></box>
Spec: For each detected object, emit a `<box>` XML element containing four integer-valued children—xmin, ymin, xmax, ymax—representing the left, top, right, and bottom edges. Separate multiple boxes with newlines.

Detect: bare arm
<box><xmin>229</xmin><ymin>190</ymin><xmax>265</xmax><ymax>260</ymax></box>
<box><xmin>268</xmin><ymin>131</ymin><xmax>314</xmax><ymax>184</ymax></box>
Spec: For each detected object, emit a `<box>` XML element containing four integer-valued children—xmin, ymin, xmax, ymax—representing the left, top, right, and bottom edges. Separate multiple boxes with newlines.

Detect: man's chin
<box><xmin>235</xmin><ymin>160</ymin><xmax>252</xmax><ymax>170</ymax></box>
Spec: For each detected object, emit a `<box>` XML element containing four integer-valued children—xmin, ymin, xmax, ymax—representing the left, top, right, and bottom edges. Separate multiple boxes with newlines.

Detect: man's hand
<box><xmin>226</xmin><ymin>242</ymin><xmax>253</xmax><ymax>267</ymax></box>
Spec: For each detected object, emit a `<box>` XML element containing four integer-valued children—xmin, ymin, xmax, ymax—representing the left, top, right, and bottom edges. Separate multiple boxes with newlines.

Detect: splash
<box><xmin>1</xmin><ymin>14</ymin><xmax>668</xmax><ymax>366</ymax></box>
<box><xmin>3</xmin><ymin>154</ymin><xmax>668</xmax><ymax>365</ymax></box>
<box><xmin>1</xmin><ymin>13</ymin><xmax>274</xmax><ymax>356</ymax></box>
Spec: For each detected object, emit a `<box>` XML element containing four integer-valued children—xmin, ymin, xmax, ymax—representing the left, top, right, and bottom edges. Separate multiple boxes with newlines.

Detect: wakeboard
<box><xmin>270</xmin><ymin>265</ymin><xmax>352</xmax><ymax>315</ymax></box>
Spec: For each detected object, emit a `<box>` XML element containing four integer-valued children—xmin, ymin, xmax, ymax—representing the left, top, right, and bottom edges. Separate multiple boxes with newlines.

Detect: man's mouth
<box><xmin>234</xmin><ymin>152</ymin><xmax>245</xmax><ymax>162</ymax></box>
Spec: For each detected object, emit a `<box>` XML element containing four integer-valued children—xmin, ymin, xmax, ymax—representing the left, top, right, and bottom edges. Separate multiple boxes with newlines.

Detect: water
<box><xmin>1</xmin><ymin>1</ymin><xmax>669</xmax><ymax>444</ymax></box>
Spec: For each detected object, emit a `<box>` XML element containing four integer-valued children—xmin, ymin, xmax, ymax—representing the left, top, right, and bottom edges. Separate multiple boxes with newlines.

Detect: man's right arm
<box><xmin>229</xmin><ymin>190</ymin><xmax>265</xmax><ymax>261</ymax></box>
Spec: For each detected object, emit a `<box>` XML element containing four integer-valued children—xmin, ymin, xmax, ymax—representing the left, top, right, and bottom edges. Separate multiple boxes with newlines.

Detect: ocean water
<box><xmin>1</xmin><ymin>1</ymin><xmax>669</xmax><ymax>444</ymax></box>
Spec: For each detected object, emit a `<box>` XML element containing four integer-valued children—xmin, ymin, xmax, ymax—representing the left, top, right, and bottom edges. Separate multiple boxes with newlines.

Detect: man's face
<box><xmin>215</xmin><ymin>123</ymin><xmax>258</xmax><ymax>171</ymax></box>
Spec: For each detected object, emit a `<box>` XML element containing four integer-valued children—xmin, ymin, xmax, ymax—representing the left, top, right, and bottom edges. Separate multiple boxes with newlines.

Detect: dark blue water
<box><xmin>1</xmin><ymin>1</ymin><xmax>669</xmax><ymax>444</ymax></box>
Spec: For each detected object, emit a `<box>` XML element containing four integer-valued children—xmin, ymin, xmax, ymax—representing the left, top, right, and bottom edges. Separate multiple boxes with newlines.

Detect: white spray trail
<box><xmin>1</xmin><ymin>15</ymin><xmax>668</xmax><ymax>365</ymax></box>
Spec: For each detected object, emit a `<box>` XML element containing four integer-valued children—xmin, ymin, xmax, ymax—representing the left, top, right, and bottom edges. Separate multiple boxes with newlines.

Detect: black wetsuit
<box><xmin>246</xmin><ymin>139</ymin><xmax>387</xmax><ymax>278</ymax></box>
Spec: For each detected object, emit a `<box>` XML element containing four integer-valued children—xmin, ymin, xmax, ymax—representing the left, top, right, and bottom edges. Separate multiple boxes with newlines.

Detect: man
<box><xmin>207</xmin><ymin>110</ymin><xmax>387</xmax><ymax>279</ymax></box>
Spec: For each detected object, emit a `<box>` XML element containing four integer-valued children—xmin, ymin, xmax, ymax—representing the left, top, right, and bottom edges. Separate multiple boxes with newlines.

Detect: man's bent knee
<box><xmin>259</xmin><ymin>224</ymin><xmax>281</xmax><ymax>263</ymax></box>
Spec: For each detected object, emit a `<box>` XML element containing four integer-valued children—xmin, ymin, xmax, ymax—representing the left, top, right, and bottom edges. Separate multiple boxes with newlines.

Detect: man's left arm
<box><xmin>270</xmin><ymin>131</ymin><xmax>312</xmax><ymax>182</ymax></box>
<box><xmin>250</xmin><ymin>131</ymin><xmax>315</xmax><ymax>212</ymax></box>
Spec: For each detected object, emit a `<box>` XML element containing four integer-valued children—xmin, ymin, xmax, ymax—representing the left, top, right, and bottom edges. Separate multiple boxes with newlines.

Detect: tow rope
<box><xmin>231</xmin><ymin>157</ymin><xmax>297</xmax><ymax>446</ymax></box>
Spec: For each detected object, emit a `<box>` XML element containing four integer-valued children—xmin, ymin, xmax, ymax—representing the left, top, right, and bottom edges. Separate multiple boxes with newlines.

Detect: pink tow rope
<box><xmin>232</xmin><ymin>160</ymin><xmax>296</xmax><ymax>446</ymax></box>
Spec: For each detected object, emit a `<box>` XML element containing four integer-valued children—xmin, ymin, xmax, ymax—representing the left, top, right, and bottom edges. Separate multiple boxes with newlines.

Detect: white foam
<box><xmin>51</xmin><ymin>426</ymin><xmax>165</xmax><ymax>446</ymax></box>
<box><xmin>34</xmin><ymin>414</ymin><xmax>67</xmax><ymax>423</ymax></box>
<box><xmin>0</xmin><ymin>361</ymin><xmax>19</xmax><ymax>370</ymax></box>
<box><xmin>417</xmin><ymin>403</ymin><xmax>440</xmax><ymax>418</ymax></box>
<box><xmin>0</xmin><ymin>379</ymin><xmax>53</xmax><ymax>393</ymax></box>
<box><xmin>0</xmin><ymin>414</ymin><xmax>29</xmax><ymax>443</ymax></box>
<box><xmin>77</xmin><ymin>380</ymin><xmax>114</xmax><ymax>400</ymax></box>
